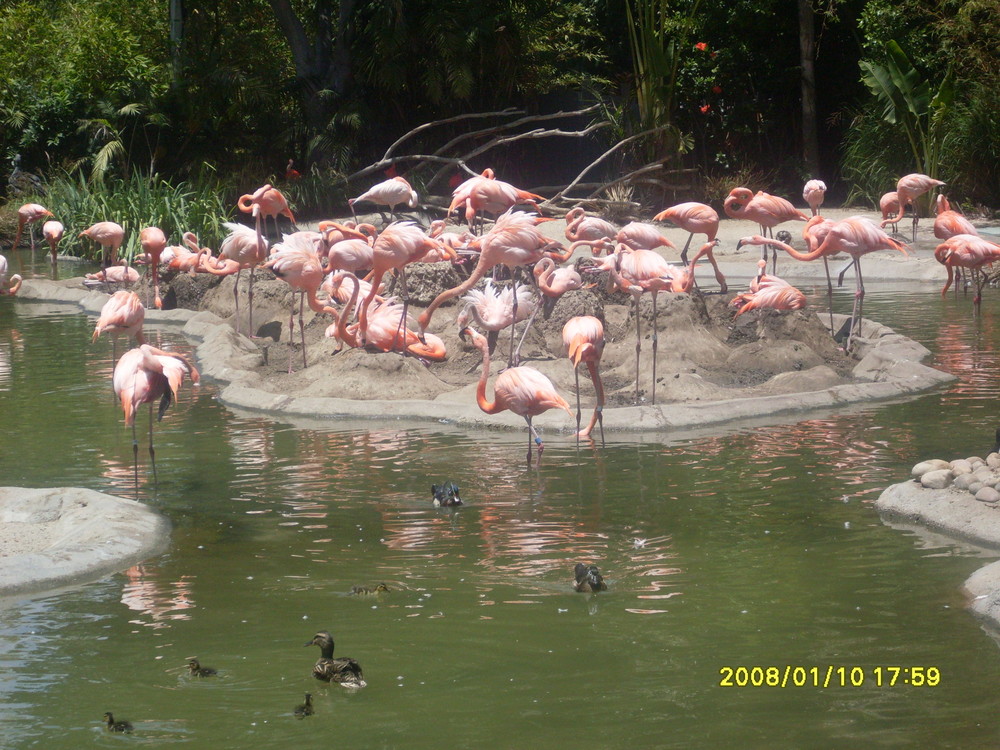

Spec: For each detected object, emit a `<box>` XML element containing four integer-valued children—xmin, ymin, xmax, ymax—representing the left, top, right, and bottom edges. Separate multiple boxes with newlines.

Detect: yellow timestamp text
<box><xmin>719</xmin><ymin>665</ymin><xmax>941</xmax><ymax>688</ymax></box>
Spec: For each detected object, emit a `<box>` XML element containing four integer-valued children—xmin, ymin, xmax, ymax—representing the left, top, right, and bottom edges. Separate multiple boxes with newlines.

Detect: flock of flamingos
<box><xmin>2</xmin><ymin>168</ymin><xmax>999</xmax><ymax>471</ymax></box>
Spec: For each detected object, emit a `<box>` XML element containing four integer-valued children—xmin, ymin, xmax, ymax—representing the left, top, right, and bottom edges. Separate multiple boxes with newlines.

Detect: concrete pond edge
<box><xmin>0</xmin><ymin>486</ymin><xmax>171</xmax><ymax>598</ymax></box>
<box><xmin>877</xmin><ymin>481</ymin><xmax>1000</xmax><ymax>632</ymax></box>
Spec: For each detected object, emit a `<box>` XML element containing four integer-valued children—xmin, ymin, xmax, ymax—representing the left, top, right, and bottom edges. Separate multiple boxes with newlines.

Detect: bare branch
<box><xmin>381</xmin><ymin>108</ymin><xmax>523</xmax><ymax>161</ymax></box>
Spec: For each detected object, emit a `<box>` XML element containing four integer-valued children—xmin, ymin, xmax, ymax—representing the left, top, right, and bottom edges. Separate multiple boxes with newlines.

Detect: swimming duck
<box><xmin>103</xmin><ymin>712</ymin><xmax>133</xmax><ymax>733</ymax></box>
<box><xmin>574</xmin><ymin>563</ymin><xmax>608</xmax><ymax>593</ymax></box>
<box><xmin>187</xmin><ymin>658</ymin><xmax>217</xmax><ymax>677</ymax></box>
<box><xmin>432</xmin><ymin>482</ymin><xmax>462</xmax><ymax>507</ymax></box>
<box><xmin>306</xmin><ymin>631</ymin><xmax>367</xmax><ymax>688</ymax></box>
<box><xmin>294</xmin><ymin>693</ymin><xmax>314</xmax><ymax>718</ymax></box>
<box><xmin>350</xmin><ymin>583</ymin><xmax>390</xmax><ymax>595</ymax></box>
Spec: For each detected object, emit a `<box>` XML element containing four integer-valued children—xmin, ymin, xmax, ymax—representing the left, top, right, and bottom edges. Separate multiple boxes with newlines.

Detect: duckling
<box><xmin>294</xmin><ymin>693</ymin><xmax>314</xmax><ymax>718</ymax></box>
<box><xmin>574</xmin><ymin>563</ymin><xmax>608</xmax><ymax>593</ymax></box>
<box><xmin>350</xmin><ymin>583</ymin><xmax>390</xmax><ymax>595</ymax></box>
<box><xmin>103</xmin><ymin>712</ymin><xmax>133</xmax><ymax>734</ymax></box>
<box><xmin>187</xmin><ymin>658</ymin><xmax>217</xmax><ymax>677</ymax></box>
<box><xmin>305</xmin><ymin>631</ymin><xmax>367</xmax><ymax>688</ymax></box>
<box><xmin>432</xmin><ymin>482</ymin><xmax>462</xmax><ymax>507</ymax></box>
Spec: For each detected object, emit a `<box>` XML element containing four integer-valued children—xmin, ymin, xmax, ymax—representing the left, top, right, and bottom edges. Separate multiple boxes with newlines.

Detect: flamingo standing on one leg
<box><xmin>201</xmin><ymin>222</ymin><xmax>268</xmax><ymax>336</ymax></box>
<box><xmin>238</xmin><ymin>184</ymin><xmax>296</xmax><ymax>245</ymax></box>
<box><xmin>12</xmin><ymin>203</ymin><xmax>53</xmax><ymax>254</ymax></box>
<box><xmin>113</xmin><ymin>344</ymin><xmax>199</xmax><ymax>489</ymax></box>
<box><xmin>652</xmin><ymin>202</ymin><xmax>728</xmax><ymax>291</ymax></box>
<box><xmin>138</xmin><ymin>227</ymin><xmax>167</xmax><ymax>309</ymax></box>
<box><xmin>562</xmin><ymin>315</ymin><xmax>605</xmax><ymax>443</ymax></box>
<box><xmin>802</xmin><ymin>180</ymin><xmax>827</xmax><ymax>216</ymax></box>
<box><xmin>934</xmin><ymin>234</ymin><xmax>1000</xmax><ymax>311</ymax></box>
<box><xmin>348</xmin><ymin>176</ymin><xmax>418</xmax><ymax>224</ymax></box>
<box><xmin>460</xmin><ymin>325</ymin><xmax>571</xmax><ymax>467</ymax></box>
<box><xmin>92</xmin><ymin>290</ymin><xmax>146</xmax><ymax>365</ymax></box>
<box><xmin>724</xmin><ymin>187</ymin><xmax>808</xmax><ymax>273</ymax></box>
<box><xmin>42</xmin><ymin>220</ymin><xmax>64</xmax><ymax>273</ymax></box>
<box><xmin>881</xmin><ymin>173</ymin><xmax>946</xmax><ymax>242</ymax></box>
<box><xmin>264</xmin><ymin>234</ymin><xmax>333</xmax><ymax>372</ymax></box>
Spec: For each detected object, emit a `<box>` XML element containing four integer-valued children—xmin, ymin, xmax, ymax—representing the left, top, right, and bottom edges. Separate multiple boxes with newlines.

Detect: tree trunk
<box><xmin>798</xmin><ymin>0</ymin><xmax>820</xmax><ymax>175</ymax></box>
<box><xmin>267</xmin><ymin>0</ymin><xmax>356</xmax><ymax>133</ymax></box>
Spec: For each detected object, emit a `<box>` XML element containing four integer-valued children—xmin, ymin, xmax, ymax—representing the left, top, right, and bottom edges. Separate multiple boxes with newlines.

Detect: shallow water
<box><xmin>2</xmin><ymin>262</ymin><xmax>1000</xmax><ymax>748</ymax></box>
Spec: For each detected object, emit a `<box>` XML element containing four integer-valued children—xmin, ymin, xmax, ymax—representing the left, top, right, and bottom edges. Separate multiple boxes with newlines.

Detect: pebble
<box><xmin>969</xmin><ymin>481</ymin><xmax>984</xmax><ymax>494</ymax></box>
<box><xmin>953</xmin><ymin>474</ymin><xmax>976</xmax><ymax>491</ymax></box>
<box><xmin>975</xmin><ymin>487</ymin><xmax>1000</xmax><ymax>504</ymax></box>
<box><xmin>951</xmin><ymin>460</ymin><xmax>973</xmax><ymax>476</ymax></box>
<box><xmin>920</xmin><ymin>469</ymin><xmax>953</xmax><ymax>490</ymax></box>
<box><xmin>988</xmin><ymin>454</ymin><xmax>1000</xmax><ymax>469</ymax></box>
<box><xmin>912</xmin><ymin>459</ymin><xmax>951</xmax><ymax>478</ymax></box>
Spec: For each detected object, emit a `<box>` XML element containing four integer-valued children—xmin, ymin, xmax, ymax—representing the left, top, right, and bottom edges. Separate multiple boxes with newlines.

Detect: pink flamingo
<box><xmin>202</xmin><ymin>222</ymin><xmax>268</xmax><ymax>336</ymax></box>
<box><xmin>333</xmin><ymin>271</ymin><xmax>447</xmax><ymax>360</ymax></box>
<box><xmin>162</xmin><ymin>233</ymin><xmax>212</xmax><ymax>274</ymax></box>
<box><xmin>455</xmin><ymin>279</ymin><xmax>537</xmax><ymax>359</ymax></box>
<box><xmin>0</xmin><ymin>255</ymin><xmax>23</xmax><ymax>296</ymax></box>
<box><xmin>92</xmin><ymin>290</ymin><xmax>146</xmax><ymax>364</ymax></box>
<box><xmin>427</xmin><ymin>220</ymin><xmax>474</xmax><ymax>260</ymax></box>
<box><xmin>616</xmin><ymin>222</ymin><xmax>675</xmax><ymax>252</ymax></box>
<box><xmin>563</xmin><ymin>207</ymin><xmax>618</xmax><ymax>245</ymax></box>
<box><xmin>12</xmin><ymin>203</ymin><xmax>53</xmax><ymax>253</ymax></box>
<box><xmin>652</xmin><ymin>202</ymin><xmax>728</xmax><ymax>291</ymax></box>
<box><xmin>742</xmin><ymin>217</ymin><xmax>908</xmax><ymax>349</ymax></box>
<box><xmin>113</xmin><ymin>344</ymin><xmax>199</xmax><ymax>487</ymax></box>
<box><xmin>730</xmin><ymin>275</ymin><xmax>807</xmax><ymax>316</ymax></box>
<box><xmin>802</xmin><ymin>179</ymin><xmax>827</xmax><ymax>216</ymax></box>
<box><xmin>933</xmin><ymin>194</ymin><xmax>977</xmax><ymax>240</ymax></box>
<box><xmin>264</xmin><ymin>234</ymin><xmax>332</xmax><ymax>372</ymax></box>
<box><xmin>562</xmin><ymin>315</ymin><xmax>605</xmax><ymax>442</ymax></box>
<box><xmin>418</xmin><ymin>210</ymin><xmax>570</xmax><ymax>364</ymax></box>
<box><xmin>881</xmin><ymin>173</ymin><xmax>946</xmax><ymax>241</ymax></box>
<box><xmin>84</xmin><ymin>265</ymin><xmax>140</xmax><ymax>286</ymax></box>
<box><xmin>348</xmin><ymin>176</ymin><xmax>419</xmax><ymax>224</ymax></box>
<box><xmin>461</xmin><ymin>324</ymin><xmax>572</xmax><ymax>467</ymax></box>
<box><xmin>448</xmin><ymin>168</ymin><xmax>547</xmax><ymax>231</ymax></box>
<box><xmin>79</xmin><ymin>221</ymin><xmax>125</xmax><ymax>268</ymax></box>
<box><xmin>533</xmin><ymin>256</ymin><xmax>583</xmax><ymax>318</ymax></box>
<box><xmin>238</xmin><ymin>184</ymin><xmax>295</xmax><ymax>244</ymax></box>
<box><xmin>934</xmin><ymin>234</ymin><xmax>1000</xmax><ymax>309</ymax></box>
<box><xmin>42</xmin><ymin>220</ymin><xmax>64</xmax><ymax>270</ymax></box>
<box><xmin>357</xmin><ymin>221</ymin><xmax>447</xmax><ymax>350</ymax></box>
<box><xmin>879</xmin><ymin>191</ymin><xmax>905</xmax><ymax>234</ymax></box>
<box><xmin>138</xmin><ymin>227</ymin><xmax>167</xmax><ymax>309</ymax></box>
<box><xmin>724</xmin><ymin>187</ymin><xmax>808</xmax><ymax>272</ymax></box>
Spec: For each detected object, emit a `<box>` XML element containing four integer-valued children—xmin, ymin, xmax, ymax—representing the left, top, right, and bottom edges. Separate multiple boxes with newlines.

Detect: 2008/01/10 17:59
<box><xmin>719</xmin><ymin>665</ymin><xmax>941</xmax><ymax>688</ymax></box>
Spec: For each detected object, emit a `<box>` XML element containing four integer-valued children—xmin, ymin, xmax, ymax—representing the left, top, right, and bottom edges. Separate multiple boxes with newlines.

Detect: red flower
<box><xmin>712</xmin><ymin>85</ymin><xmax>723</xmax><ymax>94</ymax></box>
<box><xmin>695</xmin><ymin>42</ymin><xmax>708</xmax><ymax>51</ymax></box>
<box><xmin>700</xmin><ymin>104</ymin><xmax>711</xmax><ymax>114</ymax></box>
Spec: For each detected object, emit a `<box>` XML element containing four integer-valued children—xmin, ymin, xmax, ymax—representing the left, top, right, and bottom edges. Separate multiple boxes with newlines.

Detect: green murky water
<box><xmin>2</xmin><ymin>255</ymin><xmax>1000</xmax><ymax>748</ymax></box>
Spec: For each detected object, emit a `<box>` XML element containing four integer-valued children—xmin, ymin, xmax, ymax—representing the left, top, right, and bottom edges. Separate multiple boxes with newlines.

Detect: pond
<box><xmin>2</xmin><ymin>253</ymin><xmax>1000</xmax><ymax>748</ymax></box>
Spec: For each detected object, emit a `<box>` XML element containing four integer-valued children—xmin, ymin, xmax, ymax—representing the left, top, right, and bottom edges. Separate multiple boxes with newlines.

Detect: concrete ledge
<box><xmin>0</xmin><ymin>487</ymin><xmax>171</xmax><ymax>597</ymax></box>
<box><xmin>876</xmin><ymin>481</ymin><xmax>1000</xmax><ymax>629</ymax></box>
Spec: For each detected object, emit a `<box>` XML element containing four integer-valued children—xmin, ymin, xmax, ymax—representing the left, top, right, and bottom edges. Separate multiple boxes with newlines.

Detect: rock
<box><xmin>975</xmin><ymin>486</ymin><xmax>1000</xmax><ymax>504</ymax></box>
<box><xmin>951</xmin><ymin>459</ymin><xmax>973</xmax><ymax>476</ymax></box>
<box><xmin>920</xmin><ymin>469</ymin><xmax>953</xmax><ymax>489</ymax></box>
<box><xmin>988</xmin><ymin>454</ymin><xmax>1000</xmax><ymax>469</ymax></box>
<box><xmin>969</xmin><ymin>482</ymin><xmax>983</xmax><ymax>494</ymax></box>
<box><xmin>954</xmin><ymin>474</ymin><xmax>976</xmax><ymax>491</ymax></box>
<box><xmin>912</xmin><ymin>459</ymin><xmax>951</xmax><ymax>478</ymax></box>
<box><xmin>974</xmin><ymin>467</ymin><xmax>996</xmax><ymax>483</ymax></box>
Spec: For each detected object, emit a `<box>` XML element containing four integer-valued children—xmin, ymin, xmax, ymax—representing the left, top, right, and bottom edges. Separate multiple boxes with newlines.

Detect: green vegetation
<box><xmin>0</xmin><ymin>0</ymin><xmax>997</xmax><ymax>237</ymax></box>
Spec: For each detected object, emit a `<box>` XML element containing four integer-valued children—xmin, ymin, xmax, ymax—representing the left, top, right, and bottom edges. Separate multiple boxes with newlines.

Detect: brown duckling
<box><xmin>306</xmin><ymin>630</ymin><xmax>367</xmax><ymax>688</ymax></box>
<box><xmin>294</xmin><ymin>693</ymin><xmax>314</xmax><ymax>718</ymax></box>
<box><xmin>187</xmin><ymin>658</ymin><xmax>217</xmax><ymax>677</ymax></box>
<box><xmin>103</xmin><ymin>712</ymin><xmax>133</xmax><ymax>733</ymax></box>
<box><xmin>574</xmin><ymin>563</ymin><xmax>608</xmax><ymax>593</ymax></box>
<box><xmin>350</xmin><ymin>583</ymin><xmax>390</xmax><ymax>595</ymax></box>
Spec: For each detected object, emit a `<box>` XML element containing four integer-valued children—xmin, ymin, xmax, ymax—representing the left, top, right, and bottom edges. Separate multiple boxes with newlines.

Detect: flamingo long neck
<box><xmin>337</xmin><ymin>274</ymin><xmax>362</xmax><ymax>346</ymax></box>
<box><xmin>418</xmin><ymin>253</ymin><xmax>495</xmax><ymax>333</ymax></box>
<box><xmin>472</xmin><ymin>332</ymin><xmax>503</xmax><ymax>414</ymax></box>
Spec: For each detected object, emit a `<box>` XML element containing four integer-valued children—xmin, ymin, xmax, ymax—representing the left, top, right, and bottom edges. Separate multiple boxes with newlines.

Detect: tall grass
<box><xmin>43</xmin><ymin>172</ymin><xmax>232</xmax><ymax>262</ymax></box>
